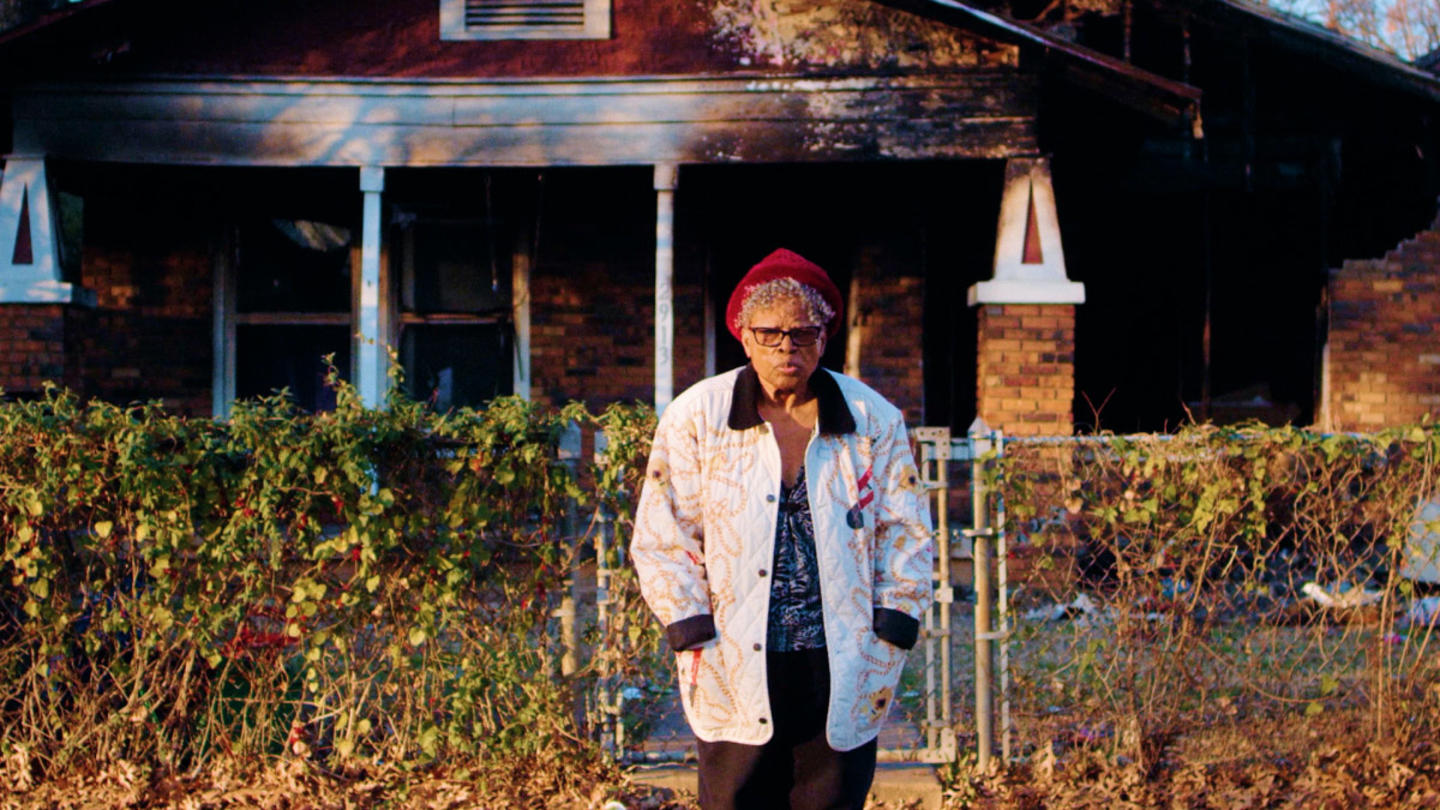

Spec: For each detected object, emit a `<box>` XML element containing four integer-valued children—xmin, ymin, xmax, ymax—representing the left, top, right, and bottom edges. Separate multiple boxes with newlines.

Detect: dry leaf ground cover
<box><xmin>1</xmin><ymin>747</ymin><xmax>670</xmax><ymax>809</ymax></box>
<box><xmin>4</xmin><ymin>707</ymin><xmax>1438</xmax><ymax>809</ymax></box>
<box><xmin>948</xmin><ymin>701</ymin><xmax>1440</xmax><ymax>808</ymax></box>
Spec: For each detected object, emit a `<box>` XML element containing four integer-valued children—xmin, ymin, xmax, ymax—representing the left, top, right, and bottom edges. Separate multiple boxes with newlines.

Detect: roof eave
<box><xmin>0</xmin><ymin>0</ymin><xmax>124</xmax><ymax>47</ymax></box>
<box><xmin>1204</xmin><ymin>0</ymin><xmax>1440</xmax><ymax>104</ymax></box>
<box><xmin>884</xmin><ymin>0</ymin><xmax>1203</xmax><ymax>127</ymax></box>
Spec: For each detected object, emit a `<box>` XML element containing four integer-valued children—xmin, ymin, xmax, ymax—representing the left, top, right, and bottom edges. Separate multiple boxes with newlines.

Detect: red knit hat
<box><xmin>725</xmin><ymin>248</ymin><xmax>844</xmax><ymax>342</ymax></box>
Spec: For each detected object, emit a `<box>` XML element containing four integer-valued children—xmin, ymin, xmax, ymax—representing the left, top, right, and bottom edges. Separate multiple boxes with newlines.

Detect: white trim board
<box><xmin>12</xmin><ymin>73</ymin><xmax>1037</xmax><ymax>167</ymax></box>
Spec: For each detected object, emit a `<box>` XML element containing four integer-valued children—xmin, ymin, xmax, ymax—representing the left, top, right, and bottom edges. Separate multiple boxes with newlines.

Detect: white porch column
<box><xmin>654</xmin><ymin>163</ymin><xmax>678</xmax><ymax>411</ymax></box>
<box><xmin>967</xmin><ymin>157</ymin><xmax>1085</xmax><ymax>306</ymax></box>
<box><xmin>512</xmin><ymin>230</ymin><xmax>532</xmax><ymax>401</ymax></box>
<box><xmin>0</xmin><ymin>156</ymin><xmax>92</xmax><ymax>304</ymax></box>
<box><xmin>357</xmin><ymin>166</ymin><xmax>386</xmax><ymax>408</ymax></box>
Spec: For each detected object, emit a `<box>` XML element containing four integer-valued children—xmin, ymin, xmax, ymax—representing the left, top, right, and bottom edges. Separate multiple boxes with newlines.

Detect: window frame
<box><xmin>387</xmin><ymin>210</ymin><xmax>531</xmax><ymax>409</ymax></box>
<box><xmin>213</xmin><ymin>221</ymin><xmax>359</xmax><ymax>418</ymax></box>
<box><xmin>214</xmin><ymin>195</ymin><xmax>532</xmax><ymax>418</ymax></box>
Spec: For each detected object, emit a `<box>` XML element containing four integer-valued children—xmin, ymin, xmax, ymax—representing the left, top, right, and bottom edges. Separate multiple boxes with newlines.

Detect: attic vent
<box><xmin>466</xmin><ymin>0</ymin><xmax>585</xmax><ymax>28</ymax></box>
<box><xmin>440</xmin><ymin>0</ymin><xmax>610</xmax><ymax>40</ymax></box>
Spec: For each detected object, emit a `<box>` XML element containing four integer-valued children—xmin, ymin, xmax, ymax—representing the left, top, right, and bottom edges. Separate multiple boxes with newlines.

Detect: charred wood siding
<box><xmin>13</xmin><ymin>73</ymin><xmax>1038</xmax><ymax>166</ymax></box>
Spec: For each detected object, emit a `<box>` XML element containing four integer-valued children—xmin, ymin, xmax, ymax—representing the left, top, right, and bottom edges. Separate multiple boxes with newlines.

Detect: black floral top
<box><xmin>767</xmin><ymin>466</ymin><xmax>827</xmax><ymax>651</ymax></box>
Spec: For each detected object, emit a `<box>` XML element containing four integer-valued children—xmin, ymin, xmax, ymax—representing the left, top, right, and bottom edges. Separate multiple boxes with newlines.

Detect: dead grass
<box><xmin>0</xmin><ymin>748</ymin><xmax>687</xmax><ymax>810</ymax></box>
<box><xmin>0</xmin><ymin>751</ymin><xmax>952</xmax><ymax>809</ymax></box>
<box><xmin>6</xmin><ymin>712</ymin><xmax>1438</xmax><ymax>810</ymax></box>
<box><xmin>946</xmin><ymin>703</ymin><xmax>1440</xmax><ymax>809</ymax></box>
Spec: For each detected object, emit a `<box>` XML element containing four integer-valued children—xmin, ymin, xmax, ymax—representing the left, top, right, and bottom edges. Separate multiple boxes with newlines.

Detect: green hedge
<box><xmin>0</xmin><ymin>377</ymin><xmax>659</xmax><ymax>776</ymax></box>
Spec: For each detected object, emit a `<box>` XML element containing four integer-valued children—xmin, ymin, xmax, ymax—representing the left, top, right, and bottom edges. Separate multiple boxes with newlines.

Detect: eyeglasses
<box><xmin>748</xmin><ymin>326</ymin><xmax>824</xmax><ymax>348</ymax></box>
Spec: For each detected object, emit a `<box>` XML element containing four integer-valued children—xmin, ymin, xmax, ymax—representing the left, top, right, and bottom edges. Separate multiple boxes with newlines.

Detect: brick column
<box><xmin>968</xmin><ymin>157</ymin><xmax>1083</xmax><ymax>436</ymax></box>
<box><xmin>976</xmin><ymin>304</ymin><xmax>1075</xmax><ymax>435</ymax></box>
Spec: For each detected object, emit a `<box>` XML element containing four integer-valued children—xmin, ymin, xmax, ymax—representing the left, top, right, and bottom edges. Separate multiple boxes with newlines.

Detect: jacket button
<box><xmin>766</xmin><ymin>494</ymin><xmax>776</xmax><ymax>503</ymax></box>
<box><xmin>758</xmin><ymin>569</ymin><xmax>767</xmax><ymax>577</ymax></box>
<box><xmin>753</xmin><ymin>643</ymin><xmax>762</xmax><ymax>651</ymax></box>
<box><xmin>758</xmin><ymin>717</ymin><xmax>768</xmax><ymax>725</ymax></box>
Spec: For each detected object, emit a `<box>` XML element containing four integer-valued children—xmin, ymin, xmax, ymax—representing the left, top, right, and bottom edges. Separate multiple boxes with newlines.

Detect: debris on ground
<box><xmin>1023</xmin><ymin>592</ymin><xmax>1102</xmax><ymax>623</ymax></box>
<box><xmin>1300</xmin><ymin>581</ymin><xmax>1383</xmax><ymax>609</ymax></box>
<box><xmin>1402</xmin><ymin>595</ymin><xmax>1440</xmax><ymax>628</ymax></box>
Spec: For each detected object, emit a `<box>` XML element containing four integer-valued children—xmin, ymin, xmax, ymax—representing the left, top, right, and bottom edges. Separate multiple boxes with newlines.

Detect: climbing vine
<box><xmin>0</xmin><ymin>375</ymin><xmax>660</xmax><ymax>781</ymax></box>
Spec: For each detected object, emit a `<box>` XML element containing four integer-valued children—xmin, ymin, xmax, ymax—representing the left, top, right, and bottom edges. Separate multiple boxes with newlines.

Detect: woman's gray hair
<box><xmin>736</xmin><ymin>278</ymin><xmax>836</xmax><ymax>331</ymax></box>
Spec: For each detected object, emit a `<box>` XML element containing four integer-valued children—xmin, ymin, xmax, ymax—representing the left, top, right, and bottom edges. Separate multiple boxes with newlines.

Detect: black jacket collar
<box><xmin>727</xmin><ymin>365</ymin><xmax>857</xmax><ymax>435</ymax></box>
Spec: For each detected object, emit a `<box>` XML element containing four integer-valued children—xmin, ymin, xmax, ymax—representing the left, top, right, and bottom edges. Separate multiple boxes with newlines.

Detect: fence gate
<box><xmin>588</xmin><ymin>425</ymin><xmax>1010</xmax><ymax>767</ymax></box>
<box><xmin>911</xmin><ymin>424</ymin><xmax>1009</xmax><ymax>768</ymax></box>
<box><xmin>896</xmin><ymin>426</ymin><xmax>959</xmax><ymax>764</ymax></box>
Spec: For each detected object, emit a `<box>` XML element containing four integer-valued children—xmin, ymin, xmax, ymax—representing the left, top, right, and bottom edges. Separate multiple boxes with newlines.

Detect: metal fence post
<box><xmin>936</xmin><ymin>444</ymin><xmax>956</xmax><ymax>763</ymax></box>
<box><xmin>560</xmin><ymin>556</ymin><xmax>578</xmax><ymax>678</ymax></box>
<box><xmin>588</xmin><ymin>428</ymin><xmax>625</xmax><ymax>758</ymax></box>
<box><xmin>994</xmin><ymin>427</ymin><xmax>1011</xmax><ymax>764</ymax></box>
<box><xmin>558</xmin><ymin>422</ymin><xmax>583</xmax><ymax>680</ymax></box>
<box><xmin>967</xmin><ymin>419</ymin><xmax>996</xmax><ymax>771</ymax></box>
<box><xmin>593</xmin><ymin>503</ymin><xmax>618</xmax><ymax>756</ymax></box>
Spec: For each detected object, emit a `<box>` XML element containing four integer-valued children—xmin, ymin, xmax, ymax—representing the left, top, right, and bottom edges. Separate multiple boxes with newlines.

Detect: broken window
<box><xmin>229</xmin><ymin>217</ymin><xmax>354</xmax><ymax>412</ymax></box>
<box><xmin>393</xmin><ymin>213</ymin><xmax>515</xmax><ymax>411</ymax></box>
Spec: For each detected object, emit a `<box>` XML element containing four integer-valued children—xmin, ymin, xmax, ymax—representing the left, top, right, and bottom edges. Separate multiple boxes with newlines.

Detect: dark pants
<box><xmin>696</xmin><ymin>648</ymin><xmax>878</xmax><ymax>810</ymax></box>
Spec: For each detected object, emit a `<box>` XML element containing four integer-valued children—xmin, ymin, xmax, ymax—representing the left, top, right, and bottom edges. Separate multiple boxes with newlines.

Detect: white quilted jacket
<box><xmin>631</xmin><ymin>366</ymin><xmax>934</xmax><ymax>751</ymax></box>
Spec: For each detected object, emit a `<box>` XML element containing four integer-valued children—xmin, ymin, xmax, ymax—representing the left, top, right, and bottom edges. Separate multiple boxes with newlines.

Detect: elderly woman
<box><xmin>632</xmin><ymin>248</ymin><xmax>934</xmax><ymax>810</ymax></box>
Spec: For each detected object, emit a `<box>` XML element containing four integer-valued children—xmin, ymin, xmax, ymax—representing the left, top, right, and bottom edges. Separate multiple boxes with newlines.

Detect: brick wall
<box><xmin>0</xmin><ymin>304</ymin><xmax>74</xmax><ymax>397</ymax></box>
<box><xmin>530</xmin><ymin>260</ymin><xmax>650</xmax><ymax>409</ymax></box>
<box><xmin>850</xmin><ymin>248</ymin><xmax>926</xmax><ymax>426</ymax></box>
<box><xmin>528</xmin><ymin>263</ymin><xmax>705</xmax><ymax>411</ymax></box>
<box><xmin>1327</xmin><ymin>221</ymin><xmax>1440</xmax><ymax>430</ymax></box>
<box><xmin>73</xmin><ymin>196</ymin><xmax>215</xmax><ymax>416</ymax></box>
<box><xmin>525</xmin><ymin>167</ymin><xmax>706</xmax><ymax>411</ymax></box>
<box><xmin>975</xmin><ymin>303</ymin><xmax>1075</xmax><ymax>436</ymax></box>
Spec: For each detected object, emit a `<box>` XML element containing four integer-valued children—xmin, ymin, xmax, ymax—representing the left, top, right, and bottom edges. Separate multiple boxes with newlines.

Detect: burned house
<box><xmin>0</xmin><ymin>0</ymin><xmax>1437</xmax><ymax>434</ymax></box>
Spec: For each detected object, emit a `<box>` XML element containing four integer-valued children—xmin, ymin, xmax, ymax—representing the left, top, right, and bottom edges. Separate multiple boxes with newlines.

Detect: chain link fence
<box><xmin>983</xmin><ymin>427</ymin><xmax>1440</xmax><ymax>770</ymax></box>
<box><xmin>577</xmin><ymin>421</ymin><xmax>1440</xmax><ymax>775</ymax></box>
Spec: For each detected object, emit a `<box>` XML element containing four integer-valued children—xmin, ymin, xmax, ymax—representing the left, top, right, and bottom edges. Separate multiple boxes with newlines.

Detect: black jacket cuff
<box><xmin>873</xmin><ymin>607</ymin><xmax>920</xmax><ymax>650</ymax></box>
<box><xmin>666</xmin><ymin>614</ymin><xmax>716</xmax><ymax>651</ymax></box>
